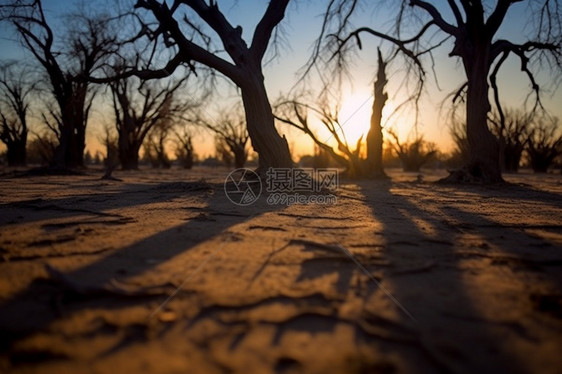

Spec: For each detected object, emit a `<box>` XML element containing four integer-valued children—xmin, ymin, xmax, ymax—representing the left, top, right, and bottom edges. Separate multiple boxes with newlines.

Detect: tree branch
<box><xmin>410</xmin><ymin>0</ymin><xmax>459</xmax><ymax>36</ymax></box>
<box><xmin>250</xmin><ymin>0</ymin><xmax>290</xmax><ymax>63</ymax></box>
<box><xmin>489</xmin><ymin>38</ymin><xmax>560</xmax><ymax>110</ymax></box>
<box><xmin>446</xmin><ymin>0</ymin><xmax>464</xmax><ymax>27</ymax></box>
<box><xmin>486</xmin><ymin>0</ymin><xmax>523</xmax><ymax>36</ymax></box>
<box><xmin>134</xmin><ymin>0</ymin><xmax>241</xmax><ymax>82</ymax></box>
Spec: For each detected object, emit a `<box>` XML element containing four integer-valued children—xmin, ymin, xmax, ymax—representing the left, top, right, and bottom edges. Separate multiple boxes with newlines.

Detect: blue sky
<box><xmin>0</xmin><ymin>0</ymin><xmax>560</xmax><ymax>158</ymax></box>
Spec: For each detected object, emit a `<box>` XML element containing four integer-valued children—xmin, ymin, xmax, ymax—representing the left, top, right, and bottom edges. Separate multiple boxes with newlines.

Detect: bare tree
<box><xmin>143</xmin><ymin>117</ymin><xmax>173</xmax><ymax>169</ymax></box>
<box><xmin>196</xmin><ymin>107</ymin><xmax>249</xmax><ymax>169</ymax></box>
<box><xmin>277</xmin><ymin>45</ymin><xmax>391</xmax><ymax>178</ymax></box>
<box><xmin>387</xmin><ymin>129</ymin><xmax>436</xmax><ymax>172</ymax></box>
<box><xmin>99</xmin><ymin>0</ymin><xmax>294</xmax><ymax>171</ymax></box>
<box><xmin>1</xmin><ymin>1</ymin><xmax>119</xmax><ymax>168</ymax></box>
<box><xmin>526</xmin><ymin>116</ymin><xmax>562</xmax><ymax>173</ymax></box>
<box><xmin>99</xmin><ymin>126</ymin><xmax>119</xmax><ymax>179</ymax></box>
<box><xmin>313</xmin><ymin>0</ymin><xmax>561</xmax><ymax>183</ymax></box>
<box><xmin>174</xmin><ymin>127</ymin><xmax>195</xmax><ymax>169</ymax></box>
<box><xmin>489</xmin><ymin>108</ymin><xmax>532</xmax><ymax>173</ymax></box>
<box><xmin>274</xmin><ymin>97</ymin><xmax>365</xmax><ymax>177</ymax></box>
<box><xmin>215</xmin><ymin>136</ymin><xmax>233</xmax><ymax>168</ymax></box>
<box><xmin>109</xmin><ymin>69</ymin><xmax>190</xmax><ymax>170</ymax></box>
<box><xmin>448</xmin><ymin>116</ymin><xmax>470</xmax><ymax>168</ymax></box>
<box><xmin>26</xmin><ymin>131</ymin><xmax>57</xmax><ymax>166</ymax></box>
<box><xmin>0</xmin><ymin>63</ymin><xmax>34</xmax><ymax>166</ymax></box>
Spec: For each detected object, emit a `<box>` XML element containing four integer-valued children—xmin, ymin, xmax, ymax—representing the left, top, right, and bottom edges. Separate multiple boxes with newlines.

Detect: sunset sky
<box><xmin>1</xmin><ymin>0</ymin><xmax>560</xmax><ymax>160</ymax></box>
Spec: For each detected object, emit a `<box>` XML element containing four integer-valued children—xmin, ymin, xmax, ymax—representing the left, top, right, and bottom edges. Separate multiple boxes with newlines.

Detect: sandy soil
<box><xmin>0</xmin><ymin>166</ymin><xmax>561</xmax><ymax>374</ymax></box>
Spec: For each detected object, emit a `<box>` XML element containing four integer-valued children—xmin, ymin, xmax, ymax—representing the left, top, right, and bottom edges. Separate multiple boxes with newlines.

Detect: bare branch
<box><xmin>486</xmin><ymin>0</ymin><xmax>523</xmax><ymax>36</ymax></box>
<box><xmin>409</xmin><ymin>0</ymin><xmax>459</xmax><ymax>36</ymax></box>
<box><xmin>250</xmin><ymin>0</ymin><xmax>290</xmax><ymax>63</ymax></box>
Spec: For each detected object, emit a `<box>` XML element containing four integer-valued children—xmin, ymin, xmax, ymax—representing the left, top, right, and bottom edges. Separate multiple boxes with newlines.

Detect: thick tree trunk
<box><xmin>233</xmin><ymin>146</ymin><xmax>247</xmax><ymax>169</ymax></box>
<box><xmin>465</xmin><ymin>70</ymin><xmax>502</xmax><ymax>182</ymax></box>
<box><xmin>51</xmin><ymin>94</ymin><xmax>87</xmax><ymax>169</ymax></box>
<box><xmin>51</xmin><ymin>125</ymin><xmax>70</xmax><ymax>169</ymax></box>
<box><xmin>442</xmin><ymin>43</ymin><xmax>503</xmax><ymax>183</ymax></box>
<box><xmin>118</xmin><ymin>132</ymin><xmax>140</xmax><ymax>170</ymax></box>
<box><xmin>240</xmin><ymin>73</ymin><xmax>293</xmax><ymax>171</ymax></box>
<box><xmin>119</xmin><ymin>146</ymin><xmax>140</xmax><ymax>170</ymax></box>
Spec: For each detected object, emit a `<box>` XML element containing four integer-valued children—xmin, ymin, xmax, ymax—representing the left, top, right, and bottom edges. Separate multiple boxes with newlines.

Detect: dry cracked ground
<box><xmin>0</xmin><ymin>167</ymin><xmax>561</xmax><ymax>374</ymax></box>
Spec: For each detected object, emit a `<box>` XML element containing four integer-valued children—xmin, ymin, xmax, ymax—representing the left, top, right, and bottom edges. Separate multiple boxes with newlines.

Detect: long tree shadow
<box><xmin>356</xmin><ymin>179</ymin><xmax>562</xmax><ymax>373</ymax></box>
<box><xmin>0</xmin><ymin>180</ymin><xmax>280</xmax><ymax>361</ymax></box>
<box><xmin>0</xmin><ymin>180</ymin><xmax>213</xmax><ymax>226</ymax></box>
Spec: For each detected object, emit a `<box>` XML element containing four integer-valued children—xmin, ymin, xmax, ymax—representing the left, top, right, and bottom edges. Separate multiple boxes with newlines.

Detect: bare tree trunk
<box><xmin>117</xmin><ymin>116</ymin><xmax>140</xmax><ymax>170</ymax></box>
<box><xmin>465</xmin><ymin>64</ymin><xmax>502</xmax><ymax>182</ymax></box>
<box><xmin>6</xmin><ymin>137</ymin><xmax>27</xmax><ymax>166</ymax></box>
<box><xmin>51</xmin><ymin>93</ymin><xmax>87</xmax><ymax>169</ymax></box>
<box><xmin>240</xmin><ymin>74</ymin><xmax>293</xmax><ymax>171</ymax></box>
<box><xmin>366</xmin><ymin>49</ymin><xmax>388</xmax><ymax>178</ymax></box>
<box><xmin>503</xmin><ymin>143</ymin><xmax>524</xmax><ymax>172</ymax></box>
<box><xmin>443</xmin><ymin>47</ymin><xmax>503</xmax><ymax>183</ymax></box>
<box><xmin>118</xmin><ymin>141</ymin><xmax>140</xmax><ymax>170</ymax></box>
<box><xmin>233</xmin><ymin>146</ymin><xmax>247</xmax><ymax>169</ymax></box>
<box><xmin>51</xmin><ymin>125</ymin><xmax>70</xmax><ymax>169</ymax></box>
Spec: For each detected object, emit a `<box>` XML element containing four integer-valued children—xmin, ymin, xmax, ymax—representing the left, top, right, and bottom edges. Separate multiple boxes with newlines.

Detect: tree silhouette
<box><xmin>1</xmin><ymin>1</ymin><xmax>119</xmax><ymax>168</ymax></box>
<box><xmin>109</xmin><ymin>70</ymin><xmax>191</xmax><ymax>170</ymax></box>
<box><xmin>143</xmin><ymin>119</ymin><xmax>173</xmax><ymax>169</ymax></box>
<box><xmin>196</xmin><ymin>106</ymin><xmax>249</xmax><ymax>169</ymax></box>
<box><xmin>0</xmin><ymin>63</ymin><xmax>34</xmax><ymax>166</ymax></box>
<box><xmin>489</xmin><ymin>108</ymin><xmax>533</xmax><ymax>173</ymax></box>
<box><xmin>526</xmin><ymin>116</ymin><xmax>562</xmax><ymax>173</ymax></box>
<box><xmin>174</xmin><ymin>127</ymin><xmax>196</xmax><ymax>169</ymax></box>
<box><xmin>278</xmin><ymin>46</ymin><xmax>391</xmax><ymax>178</ymax></box>
<box><xmin>99</xmin><ymin>126</ymin><xmax>119</xmax><ymax>179</ymax></box>
<box><xmin>366</xmin><ymin>49</ymin><xmax>389</xmax><ymax>178</ymax></box>
<box><xmin>314</xmin><ymin>0</ymin><xmax>560</xmax><ymax>183</ymax></box>
<box><xmin>274</xmin><ymin>96</ymin><xmax>365</xmax><ymax>177</ymax></box>
<box><xmin>387</xmin><ymin>129</ymin><xmax>436</xmax><ymax>172</ymax></box>
<box><xmin>104</xmin><ymin>0</ymin><xmax>294</xmax><ymax>171</ymax></box>
<box><xmin>448</xmin><ymin>116</ymin><xmax>470</xmax><ymax>168</ymax></box>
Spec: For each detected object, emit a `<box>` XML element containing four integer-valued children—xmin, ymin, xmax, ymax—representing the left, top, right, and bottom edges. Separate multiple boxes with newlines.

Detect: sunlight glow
<box><xmin>338</xmin><ymin>93</ymin><xmax>398</xmax><ymax>146</ymax></box>
<box><xmin>338</xmin><ymin>93</ymin><xmax>372</xmax><ymax>145</ymax></box>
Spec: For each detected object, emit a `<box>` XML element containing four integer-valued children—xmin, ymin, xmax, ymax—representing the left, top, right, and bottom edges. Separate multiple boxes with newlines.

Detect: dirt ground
<box><xmin>0</xmin><ymin>166</ymin><xmax>561</xmax><ymax>374</ymax></box>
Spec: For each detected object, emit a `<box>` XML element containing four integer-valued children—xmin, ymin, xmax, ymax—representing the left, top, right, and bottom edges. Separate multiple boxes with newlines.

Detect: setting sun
<box><xmin>337</xmin><ymin>92</ymin><xmax>402</xmax><ymax>147</ymax></box>
<box><xmin>338</xmin><ymin>93</ymin><xmax>372</xmax><ymax>145</ymax></box>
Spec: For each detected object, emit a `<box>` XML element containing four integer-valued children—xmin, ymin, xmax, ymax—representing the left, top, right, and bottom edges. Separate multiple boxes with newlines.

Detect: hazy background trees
<box><xmin>195</xmin><ymin>105</ymin><xmax>250</xmax><ymax>169</ymax></box>
<box><xmin>449</xmin><ymin>109</ymin><xmax>562</xmax><ymax>173</ymax></box>
<box><xmin>526</xmin><ymin>116</ymin><xmax>562</xmax><ymax>173</ymax></box>
<box><xmin>173</xmin><ymin>126</ymin><xmax>196</xmax><ymax>170</ymax></box>
<box><xmin>0</xmin><ymin>63</ymin><xmax>34</xmax><ymax>166</ymax></box>
<box><xmin>387</xmin><ymin>129</ymin><xmax>436</xmax><ymax>173</ymax></box>
<box><xmin>489</xmin><ymin>108</ymin><xmax>533</xmax><ymax>173</ymax></box>
<box><xmin>2</xmin><ymin>1</ymin><xmax>119</xmax><ymax>168</ymax></box>
<box><xmin>108</xmin><ymin>68</ymin><xmax>193</xmax><ymax>170</ymax></box>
